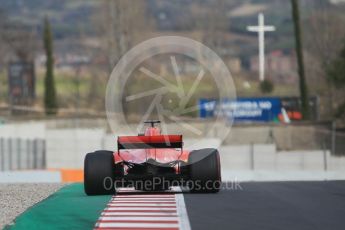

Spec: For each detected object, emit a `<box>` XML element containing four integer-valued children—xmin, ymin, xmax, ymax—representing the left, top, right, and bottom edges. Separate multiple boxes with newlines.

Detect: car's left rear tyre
<box><xmin>84</xmin><ymin>150</ymin><xmax>115</xmax><ymax>195</ymax></box>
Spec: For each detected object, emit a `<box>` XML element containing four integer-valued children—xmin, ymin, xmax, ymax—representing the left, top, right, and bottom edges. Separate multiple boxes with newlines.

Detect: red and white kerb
<box><xmin>94</xmin><ymin>187</ymin><xmax>191</xmax><ymax>230</ymax></box>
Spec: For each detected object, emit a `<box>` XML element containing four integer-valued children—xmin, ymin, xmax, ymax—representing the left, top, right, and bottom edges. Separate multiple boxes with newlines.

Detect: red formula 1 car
<box><xmin>84</xmin><ymin>120</ymin><xmax>221</xmax><ymax>195</ymax></box>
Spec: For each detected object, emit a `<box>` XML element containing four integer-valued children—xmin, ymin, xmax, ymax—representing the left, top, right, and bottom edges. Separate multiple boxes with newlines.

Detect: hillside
<box><xmin>1</xmin><ymin>0</ymin><xmax>344</xmax><ymax>62</ymax></box>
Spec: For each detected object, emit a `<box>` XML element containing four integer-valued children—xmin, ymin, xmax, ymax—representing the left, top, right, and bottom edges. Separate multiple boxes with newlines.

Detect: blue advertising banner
<box><xmin>199</xmin><ymin>98</ymin><xmax>282</xmax><ymax>122</ymax></box>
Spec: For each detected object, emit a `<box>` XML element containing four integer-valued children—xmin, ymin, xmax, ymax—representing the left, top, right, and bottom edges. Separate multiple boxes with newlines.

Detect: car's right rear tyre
<box><xmin>84</xmin><ymin>150</ymin><xmax>116</xmax><ymax>195</ymax></box>
<box><xmin>188</xmin><ymin>148</ymin><xmax>221</xmax><ymax>193</ymax></box>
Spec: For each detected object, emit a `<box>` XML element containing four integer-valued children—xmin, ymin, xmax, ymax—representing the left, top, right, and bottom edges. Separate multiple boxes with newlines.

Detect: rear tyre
<box><xmin>84</xmin><ymin>150</ymin><xmax>116</xmax><ymax>195</ymax></box>
<box><xmin>188</xmin><ymin>148</ymin><xmax>221</xmax><ymax>193</ymax></box>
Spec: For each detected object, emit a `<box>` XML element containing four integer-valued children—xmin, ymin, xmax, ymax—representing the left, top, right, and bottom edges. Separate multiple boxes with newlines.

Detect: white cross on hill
<box><xmin>247</xmin><ymin>13</ymin><xmax>275</xmax><ymax>82</ymax></box>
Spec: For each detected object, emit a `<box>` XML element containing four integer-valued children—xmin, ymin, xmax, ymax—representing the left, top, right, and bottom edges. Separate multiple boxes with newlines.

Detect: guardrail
<box><xmin>0</xmin><ymin>138</ymin><xmax>45</xmax><ymax>171</ymax></box>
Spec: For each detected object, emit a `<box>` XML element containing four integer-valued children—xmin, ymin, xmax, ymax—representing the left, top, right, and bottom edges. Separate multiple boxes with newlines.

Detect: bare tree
<box><xmin>305</xmin><ymin>2</ymin><xmax>345</xmax><ymax>70</ymax></box>
<box><xmin>96</xmin><ymin>0</ymin><xmax>153</xmax><ymax>73</ymax></box>
<box><xmin>0</xmin><ymin>15</ymin><xmax>37</xmax><ymax>62</ymax></box>
<box><xmin>198</xmin><ymin>0</ymin><xmax>229</xmax><ymax>53</ymax></box>
<box><xmin>303</xmin><ymin>1</ymin><xmax>345</xmax><ymax>117</ymax></box>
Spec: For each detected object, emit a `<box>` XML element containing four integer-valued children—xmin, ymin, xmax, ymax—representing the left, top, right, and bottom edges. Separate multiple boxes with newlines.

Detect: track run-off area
<box><xmin>5</xmin><ymin>181</ymin><xmax>345</xmax><ymax>230</ymax></box>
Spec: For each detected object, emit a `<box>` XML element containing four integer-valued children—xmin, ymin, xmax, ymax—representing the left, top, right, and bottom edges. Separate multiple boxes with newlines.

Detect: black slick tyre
<box><xmin>84</xmin><ymin>150</ymin><xmax>116</xmax><ymax>195</ymax></box>
<box><xmin>188</xmin><ymin>148</ymin><xmax>221</xmax><ymax>193</ymax></box>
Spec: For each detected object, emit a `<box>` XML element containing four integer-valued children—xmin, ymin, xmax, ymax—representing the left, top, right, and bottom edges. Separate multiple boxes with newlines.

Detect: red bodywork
<box><xmin>113</xmin><ymin>126</ymin><xmax>189</xmax><ymax>173</ymax></box>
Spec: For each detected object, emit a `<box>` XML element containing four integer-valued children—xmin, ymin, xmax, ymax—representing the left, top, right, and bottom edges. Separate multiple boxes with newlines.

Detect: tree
<box><xmin>260</xmin><ymin>79</ymin><xmax>274</xmax><ymax>94</ymax></box>
<box><xmin>0</xmin><ymin>10</ymin><xmax>37</xmax><ymax>63</ymax></box>
<box><xmin>327</xmin><ymin>46</ymin><xmax>345</xmax><ymax>87</ymax></box>
<box><xmin>97</xmin><ymin>0</ymin><xmax>153</xmax><ymax>73</ymax></box>
<box><xmin>327</xmin><ymin>42</ymin><xmax>345</xmax><ymax>119</ymax></box>
<box><xmin>291</xmin><ymin>0</ymin><xmax>310</xmax><ymax>120</ymax></box>
<box><xmin>304</xmin><ymin>1</ymin><xmax>345</xmax><ymax>118</ymax></box>
<box><xmin>306</xmin><ymin>3</ymin><xmax>345</xmax><ymax>70</ymax></box>
<box><xmin>198</xmin><ymin>0</ymin><xmax>229</xmax><ymax>53</ymax></box>
<box><xmin>95</xmin><ymin>0</ymin><xmax>154</xmax><ymax>116</ymax></box>
<box><xmin>1</xmin><ymin>11</ymin><xmax>37</xmax><ymax>109</ymax></box>
<box><xmin>43</xmin><ymin>17</ymin><xmax>57</xmax><ymax>115</ymax></box>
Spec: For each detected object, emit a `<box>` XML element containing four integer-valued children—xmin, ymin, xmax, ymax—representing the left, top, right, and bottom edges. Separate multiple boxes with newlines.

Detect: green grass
<box><xmin>0</xmin><ymin>68</ymin><xmax>107</xmax><ymax>110</ymax></box>
<box><xmin>7</xmin><ymin>183</ymin><xmax>110</xmax><ymax>230</ymax></box>
<box><xmin>36</xmin><ymin>72</ymin><xmax>90</xmax><ymax>97</ymax></box>
<box><xmin>0</xmin><ymin>68</ymin><xmax>299</xmax><ymax>114</ymax></box>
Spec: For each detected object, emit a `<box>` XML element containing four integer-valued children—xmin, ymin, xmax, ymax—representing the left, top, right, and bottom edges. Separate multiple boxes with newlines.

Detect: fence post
<box><xmin>17</xmin><ymin>138</ymin><xmax>21</xmax><ymax>170</ymax></box>
<box><xmin>331</xmin><ymin>121</ymin><xmax>336</xmax><ymax>155</ymax></box>
<box><xmin>26</xmin><ymin>139</ymin><xmax>31</xmax><ymax>169</ymax></box>
<box><xmin>25</xmin><ymin>139</ymin><xmax>30</xmax><ymax>169</ymax></box>
<box><xmin>250</xmin><ymin>142</ymin><xmax>254</xmax><ymax>170</ymax></box>
<box><xmin>266</xmin><ymin>127</ymin><xmax>274</xmax><ymax>144</ymax></box>
<box><xmin>33</xmin><ymin>139</ymin><xmax>38</xmax><ymax>169</ymax></box>
<box><xmin>0</xmin><ymin>138</ymin><xmax>4</xmax><ymax>171</ymax></box>
<box><xmin>323</xmin><ymin>141</ymin><xmax>328</xmax><ymax>171</ymax></box>
<box><xmin>8</xmin><ymin>139</ymin><xmax>12</xmax><ymax>171</ymax></box>
<box><xmin>42</xmin><ymin>139</ymin><xmax>46</xmax><ymax>169</ymax></box>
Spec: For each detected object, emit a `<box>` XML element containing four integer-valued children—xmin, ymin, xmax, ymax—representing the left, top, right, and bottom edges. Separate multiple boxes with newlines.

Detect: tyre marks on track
<box><xmin>94</xmin><ymin>187</ymin><xmax>191</xmax><ymax>230</ymax></box>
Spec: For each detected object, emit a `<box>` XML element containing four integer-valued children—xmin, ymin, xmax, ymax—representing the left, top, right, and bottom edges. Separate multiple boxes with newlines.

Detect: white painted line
<box><xmin>111</xmin><ymin>201</ymin><xmax>176</xmax><ymax>203</ymax></box>
<box><xmin>114</xmin><ymin>197</ymin><xmax>176</xmax><ymax>200</ymax></box>
<box><xmin>175</xmin><ymin>187</ymin><xmax>192</xmax><ymax>230</ymax></box>
<box><xmin>102</xmin><ymin>212</ymin><xmax>178</xmax><ymax>216</ymax></box>
<box><xmin>97</xmin><ymin>222</ymin><xmax>180</xmax><ymax>228</ymax></box>
<box><xmin>118</xmin><ymin>190</ymin><xmax>179</xmax><ymax>194</ymax></box>
<box><xmin>100</xmin><ymin>216</ymin><xmax>179</xmax><ymax>221</ymax></box>
<box><xmin>112</xmin><ymin>197</ymin><xmax>175</xmax><ymax>201</ymax></box>
<box><xmin>106</xmin><ymin>207</ymin><xmax>177</xmax><ymax>211</ymax></box>
<box><xmin>108</xmin><ymin>203</ymin><xmax>177</xmax><ymax>207</ymax></box>
<box><xmin>115</xmin><ymin>195</ymin><xmax>176</xmax><ymax>198</ymax></box>
<box><xmin>113</xmin><ymin>197</ymin><xmax>175</xmax><ymax>199</ymax></box>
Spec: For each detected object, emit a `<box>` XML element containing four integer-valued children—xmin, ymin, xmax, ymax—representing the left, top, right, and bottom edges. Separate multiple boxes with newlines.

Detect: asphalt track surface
<box><xmin>184</xmin><ymin>181</ymin><xmax>345</xmax><ymax>230</ymax></box>
<box><xmin>7</xmin><ymin>181</ymin><xmax>345</xmax><ymax>230</ymax></box>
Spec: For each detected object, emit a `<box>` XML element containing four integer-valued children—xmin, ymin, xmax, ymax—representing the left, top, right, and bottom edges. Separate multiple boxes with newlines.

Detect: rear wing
<box><xmin>118</xmin><ymin>135</ymin><xmax>183</xmax><ymax>149</ymax></box>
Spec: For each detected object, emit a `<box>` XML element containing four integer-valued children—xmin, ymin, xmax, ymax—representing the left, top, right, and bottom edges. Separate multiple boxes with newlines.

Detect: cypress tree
<box><xmin>43</xmin><ymin>17</ymin><xmax>57</xmax><ymax>115</ymax></box>
<box><xmin>260</xmin><ymin>79</ymin><xmax>274</xmax><ymax>94</ymax></box>
<box><xmin>291</xmin><ymin>0</ymin><xmax>310</xmax><ymax>120</ymax></box>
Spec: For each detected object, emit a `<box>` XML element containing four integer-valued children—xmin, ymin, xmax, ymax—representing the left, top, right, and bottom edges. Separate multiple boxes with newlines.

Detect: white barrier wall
<box><xmin>46</xmin><ymin>128</ymin><xmax>105</xmax><ymax>169</ymax></box>
<box><xmin>219</xmin><ymin>145</ymin><xmax>345</xmax><ymax>172</ymax></box>
<box><xmin>1</xmin><ymin>121</ymin><xmax>345</xmax><ymax>182</ymax></box>
<box><xmin>219</xmin><ymin>145</ymin><xmax>254</xmax><ymax>170</ymax></box>
<box><xmin>0</xmin><ymin>122</ymin><xmax>45</xmax><ymax>139</ymax></box>
<box><xmin>46</xmin><ymin>136</ymin><xmax>345</xmax><ymax>171</ymax></box>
